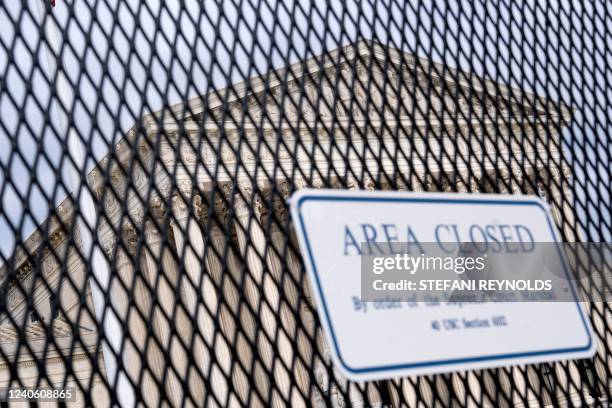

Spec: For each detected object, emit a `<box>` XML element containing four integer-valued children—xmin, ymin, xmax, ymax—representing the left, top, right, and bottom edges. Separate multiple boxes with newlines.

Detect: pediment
<box><xmin>156</xmin><ymin>40</ymin><xmax>570</xmax><ymax>128</ymax></box>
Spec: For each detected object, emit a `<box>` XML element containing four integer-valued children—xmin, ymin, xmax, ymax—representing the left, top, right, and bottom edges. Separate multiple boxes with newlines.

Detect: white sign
<box><xmin>289</xmin><ymin>189</ymin><xmax>596</xmax><ymax>381</ymax></box>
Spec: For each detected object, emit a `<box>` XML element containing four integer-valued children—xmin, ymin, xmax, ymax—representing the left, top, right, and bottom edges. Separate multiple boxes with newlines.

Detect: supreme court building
<box><xmin>0</xmin><ymin>41</ymin><xmax>605</xmax><ymax>407</ymax></box>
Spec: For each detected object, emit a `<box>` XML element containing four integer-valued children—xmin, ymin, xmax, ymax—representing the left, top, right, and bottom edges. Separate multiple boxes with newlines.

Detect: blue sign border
<box><xmin>295</xmin><ymin>194</ymin><xmax>593</xmax><ymax>375</ymax></box>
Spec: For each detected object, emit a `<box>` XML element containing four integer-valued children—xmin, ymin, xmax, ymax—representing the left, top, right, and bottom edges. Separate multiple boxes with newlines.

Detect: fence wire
<box><xmin>0</xmin><ymin>0</ymin><xmax>610</xmax><ymax>406</ymax></box>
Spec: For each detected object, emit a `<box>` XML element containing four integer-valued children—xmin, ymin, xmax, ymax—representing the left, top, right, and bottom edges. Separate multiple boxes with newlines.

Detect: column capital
<box><xmin>233</xmin><ymin>183</ymin><xmax>265</xmax><ymax>219</ymax></box>
<box><xmin>212</xmin><ymin>185</ymin><xmax>231</xmax><ymax>224</ymax></box>
<box><xmin>193</xmin><ymin>194</ymin><xmax>206</xmax><ymax>221</ymax></box>
<box><xmin>293</xmin><ymin>178</ymin><xmax>308</xmax><ymax>190</ymax></box>
<box><xmin>437</xmin><ymin>174</ymin><xmax>452</xmax><ymax>192</ymax></box>
<box><xmin>150</xmin><ymin>196</ymin><xmax>167</xmax><ymax>220</ymax></box>
<box><xmin>121</xmin><ymin>223</ymin><xmax>139</xmax><ymax>255</ymax></box>
<box><xmin>143</xmin><ymin>219</ymin><xmax>164</xmax><ymax>247</ymax></box>
<box><xmin>263</xmin><ymin>184</ymin><xmax>290</xmax><ymax>226</ymax></box>
<box><xmin>233</xmin><ymin>191</ymin><xmax>250</xmax><ymax>218</ymax></box>
<box><xmin>409</xmin><ymin>174</ymin><xmax>426</xmax><ymax>192</ymax></box>
<box><xmin>363</xmin><ymin>176</ymin><xmax>376</xmax><ymax>191</ymax></box>
<box><xmin>312</xmin><ymin>177</ymin><xmax>324</xmax><ymax>189</ymax></box>
<box><xmin>171</xmin><ymin>192</ymin><xmax>190</xmax><ymax>218</ymax></box>
<box><xmin>346</xmin><ymin>176</ymin><xmax>358</xmax><ymax>190</ymax></box>
<box><xmin>497</xmin><ymin>168</ymin><xmax>519</xmax><ymax>193</ymax></box>
<box><xmin>452</xmin><ymin>171</ymin><xmax>481</xmax><ymax>193</ymax></box>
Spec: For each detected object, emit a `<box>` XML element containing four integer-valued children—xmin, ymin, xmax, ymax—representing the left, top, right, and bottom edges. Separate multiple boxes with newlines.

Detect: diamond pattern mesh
<box><xmin>0</xmin><ymin>1</ymin><xmax>610</xmax><ymax>406</ymax></box>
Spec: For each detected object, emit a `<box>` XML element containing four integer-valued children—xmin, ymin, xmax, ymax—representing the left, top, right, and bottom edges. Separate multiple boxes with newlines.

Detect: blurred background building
<box><xmin>2</xmin><ymin>41</ymin><xmax>601</xmax><ymax>407</ymax></box>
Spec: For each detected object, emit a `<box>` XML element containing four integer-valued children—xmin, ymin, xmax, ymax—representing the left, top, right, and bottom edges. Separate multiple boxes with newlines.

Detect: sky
<box><xmin>0</xmin><ymin>0</ymin><xmax>610</xmax><ymax>262</ymax></box>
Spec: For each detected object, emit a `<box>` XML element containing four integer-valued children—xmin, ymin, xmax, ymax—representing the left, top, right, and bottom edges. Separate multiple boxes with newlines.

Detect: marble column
<box><xmin>395</xmin><ymin>378</ymin><xmax>419</xmax><ymax>406</ymax></box>
<box><xmin>109</xmin><ymin>226</ymin><xmax>137</xmax><ymax>388</ymax></box>
<box><xmin>316</xmin><ymin>177</ymin><xmax>373</xmax><ymax>408</ymax></box>
<box><xmin>409</xmin><ymin>173</ymin><xmax>427</xmax><ymax>192</ymax></box>
<box><xmin>384</xmin><ymin>178</ymin><xmax>414</xmax><ymax>408</ymax></box>
<box><xmin>170</xmin><ymin>192</ymin><xmax>216</xmax><ymax>404</ymax></box>
<box><xmin>455</xmin><ymin>169</ymin><xmax>481</xmax><ymax>193</ymax></box>
<box><xmin>496</xmin><ymin>168</ymin><xmax>513</xmax><ymax>195</ymax></box>
<box><xmin>531</xmin><ymin>166</ymin><xmax>589</xmax><ymax>405</ymax></box>
<box><xmin>119</xmin><ymin>223</ymin><xmax>165</xmax><ymax>406</ymax></box>
<box><xmin>472</xmin><ymin>170</ymin><xmax>521</xmax><ymax>401</ymax></box>
<box><xmin>300</xmin><ymin>177</ymin><xmax>346</xmax><ymax>407</ymax></box>
<box><xmin>141</xmin><ymin>206</ymin><xmax>184</xmax><ymax>406</ymax></box>
<box><xmin>288</xmin><ymin>181</ymin><xmax>328</xmax><ymax>407</ymax></box>
<box><xmin>201</xmin><ymin>191</ymin><xmax>250</xmax><ymax>407</ymax></box>
<box><xmin>268</xmin><ymin>180</ymin><xmax>323</xmax><ymax>406</ymax></box>
<box><xmin>232</xmin><ymin>184</ymin><xmax>284</xmax><ymax>407</ymax></box>
<box><xmin>411</xmin><ymin>174</ymin><xmax>486</xmax><ymax>408</ymax></box>
<box><xmin>462</xmin><ymin>172</ymin><xmax>518</xmax><ymax>406</ymax></box>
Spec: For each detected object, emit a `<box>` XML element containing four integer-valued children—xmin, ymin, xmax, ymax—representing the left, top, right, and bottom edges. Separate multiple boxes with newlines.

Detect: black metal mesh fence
<box><xmin>0</xmin><ymin>0</ymin><xmax>610</xmax><ymax>406</ymax></box>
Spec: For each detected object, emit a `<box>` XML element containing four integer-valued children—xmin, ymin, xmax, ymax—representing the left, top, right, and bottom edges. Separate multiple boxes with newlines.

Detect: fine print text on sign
<box><xmin>289</xmin><ymin>189</ymin><xmax>596</xmax><ymax>381</ymax></box>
